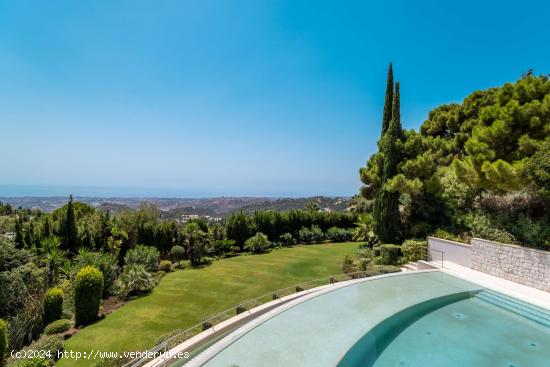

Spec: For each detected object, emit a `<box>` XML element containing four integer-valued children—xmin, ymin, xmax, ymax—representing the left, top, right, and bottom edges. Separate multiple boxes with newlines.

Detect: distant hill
<box><xmin>0</xmin><ymin>196</ymin><xmax>350</xmax><ymax>217</ymax></box>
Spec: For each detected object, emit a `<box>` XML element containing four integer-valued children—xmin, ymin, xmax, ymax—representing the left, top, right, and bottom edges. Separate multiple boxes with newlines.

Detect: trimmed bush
<box><xmin>244</xmin><ymin>233</ymin><xmax>272</xmax><ymax>254</ymax></box>
<box><xmin>169</xmin><ymin>246</ymin><xmax>186</xmax><ymax>261</ymax></box>
<box><xmin>43</xmin><ymin>288</ymin><xmax>63</xmax><ymax>325</ymax></box>
<box><xmin>124</xmin><ymin>245</ymin><xmax>159</xmax><ymax>271</ymax></box>
<box><xmin>401</xmin><ymin>239</ymin><xmax>427</xmax><ymax>262</ymax></box>
<box><xmin>279</xmin><ymin>233</ymin><xmax>295</xmax><ymax>247</ymax></box>
<box><xmin>159</xmin><ymin>260</ymin><xmax>172</xmax><ymax>272</ymax></box>
<box><xmin>0</xmin><ymin>319</ymin><xmax>7</xmax><ymax>367</ymax></box>
<box><xmin>74</xmin><ymin>266</ymin><xmax>103</xmax><ymax>326</ymax></box>
<box><xmin>379</xmin><ymin>244</ymin><xmax>401</xmax><ymax>265</ymax></box>
<box><xmin>326</xmin><ymin>227</ymin><xmax>353</xmax><ymax>242</ymax></box>
<box><xmin>44</xmin><ymin>319</ymin><xmax>73</xmax><ymax>335</ymax></box>
<box><xmin>61</xmin><ymin>309</ymin><xmax>73</xmax><ymax>320</ymax></box>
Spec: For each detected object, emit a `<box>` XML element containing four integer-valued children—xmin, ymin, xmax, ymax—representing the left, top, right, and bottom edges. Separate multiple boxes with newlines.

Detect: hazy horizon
<box><xmin>0</xmin><ymin>184</ymin><xmax>351</xmax><ymax>199</ymax></box>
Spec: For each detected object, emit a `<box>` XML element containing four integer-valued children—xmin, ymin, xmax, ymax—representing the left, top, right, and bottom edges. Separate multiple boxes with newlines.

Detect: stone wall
<box><xmin>471</xmin><ymin>238</ymin><xmax>550</xmax><ymax>292</ymax></box>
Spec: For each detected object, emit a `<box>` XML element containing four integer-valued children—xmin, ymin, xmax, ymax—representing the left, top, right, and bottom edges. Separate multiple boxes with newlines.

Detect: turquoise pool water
<box><xmin>339</xmin><ymin>290</ymin><xmax>550</xmax><ymax>367</ymax></box>
<box><xmin>189</xmin><ymin>272</ymin><xmax>550</xmax><ymax>367</ymax></box>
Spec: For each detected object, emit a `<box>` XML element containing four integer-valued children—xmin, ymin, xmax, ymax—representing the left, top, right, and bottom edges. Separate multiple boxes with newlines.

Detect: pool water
<box><xmin>340</xmin><ymin>290</ymin><xmax>550</xmax><ymax>367</ymax></box>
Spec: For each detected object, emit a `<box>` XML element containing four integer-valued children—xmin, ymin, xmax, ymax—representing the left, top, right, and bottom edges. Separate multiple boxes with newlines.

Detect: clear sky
<box><xmin>0</xmin><ymin>0</ymin><xmax>549</xmax><ymax>197</ymax></box>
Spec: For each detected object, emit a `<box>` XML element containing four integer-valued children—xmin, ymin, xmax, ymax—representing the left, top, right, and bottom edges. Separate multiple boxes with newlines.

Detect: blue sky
<box><xmin>0</xmin><ymin>0</ymin><xmax>548</xmax><ymax>197</ymax></box>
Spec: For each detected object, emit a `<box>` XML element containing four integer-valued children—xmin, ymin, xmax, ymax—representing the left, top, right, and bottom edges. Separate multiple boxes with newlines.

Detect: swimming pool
<box><xmin>185</xmin><ymin>271</ymin><xmax>550</xmax><ymax>367</ymax></box>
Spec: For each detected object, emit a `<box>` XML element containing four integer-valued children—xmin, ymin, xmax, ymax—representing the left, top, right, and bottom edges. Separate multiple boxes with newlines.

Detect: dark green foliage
<box><xmin>209</xmin><ymin>239</ymin><xmax>236</xmax><ymax>257</ymax></box>
<box><xmin>43</xmin><ymin>288</ymin><xmax>63</xmax><ymax>325</ymax></box>
<box><xmin>401</xmin><ymin>239</ymin><xmax>427</xmax><ymax>262</ymax></box>
<box><xmin>326</xmin><ymin>227</ymin><xmax>353</xmax><ymax>242</ymax></box>
<box><xmin>159</xmin><ymin>260</ymin><xmax>172</xmax><ymax>272</ymax></box>
<box><xmin>0</xmin><ymin>319</ymin><xmax>7</xmax><ymax>367</ymax></box>
<box><xmin>360</xmin><ymin>71</ymin><xmax>549</xmax><ymax>248</ymax></box>
<box><xmin>169</xmin><ymin>245</ymin><xmax>186</xmax><ymax>261</ymax></box>
<box><xmin>381</xmin><ymin>63</ymin><xmax>394</xmax><ymax>136</ymax></box>
<box><xmin>225</xmin><ymin>211</ymin><xmax>254</xmax><ymax>251</ymax></box>
<box><xmin>61</xmin><ymin>196</ymin><xmax>78</xmax><ymax>254</ymax></box>
<box><xmin>374</xmin><ymin>83</ymin><xmax>402</xmax><ymax>243</ymax></box>
<box><xmin>74</xmin><ymin>266</ymin><xmax>103</xmax><ymax>326</ymax></box>
<box><xmin>6</xmin><ymin>293</ymin><xmax>44</xmax><ymax>352</ymax></box>
<box><xmin>14</xmin><ymin>216</ymin><xmax>24</xmax><ymax>249</ymax></box>
<box><xmin>113</xmin><ymin>264</ymin><xmax>155</xmax><ymax>300</ymax></box>
<box><xmin>279</xmin><ymin>233</ymin><xmax>295</xmax><ymax>247</ymax></box>
<box><xmin>379</xmin><ymin>244</ymin><xmax>401</xmax><ymax>265</ymax></box>
<box><xmin>44</xmin><ymin>319</ymin><xmax>72</xmax><ymax>335</ymax></box>
<box><xmin>244</xmin><ymin>233</ymin><xmax>272</xmax><ymax>254</ymax></box>
<box><xmin>124</xmin><ymin>245</ymin><xmax>159</xmax><ymax>271</ymax></box>
<box><xmin>25</xmin><ymin>335</ymin><xmax>64</xmax><ymax>361</ymax></box>
<box><xmin>73</xmin><ymin>250</ymin><xmax>118</xmax><ymax>297</ymax></box>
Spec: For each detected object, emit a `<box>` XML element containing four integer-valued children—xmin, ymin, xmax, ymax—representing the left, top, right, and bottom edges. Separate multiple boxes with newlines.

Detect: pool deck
<box><xmin>428</xmin><ymin>261</ymin><xmax>550</xmax><ymax>310</ymax></box>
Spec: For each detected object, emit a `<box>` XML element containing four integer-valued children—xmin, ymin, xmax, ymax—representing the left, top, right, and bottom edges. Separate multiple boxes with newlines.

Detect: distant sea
<box><xmin>0</xmin><ymin>184</ymin><xmax>337</xmax><ymax>198</ymax></box>
<box><xmin>0</xmin><ymin>184</ymin><xmax>232</xmax><ymax>198</ymax></box>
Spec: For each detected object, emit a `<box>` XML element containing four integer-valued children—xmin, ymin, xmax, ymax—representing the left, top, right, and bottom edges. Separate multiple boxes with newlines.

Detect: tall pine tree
<box><xmin>380</xmin><ymin>63</ymin><xmax>394</xmax><ymax>137</ymax></box>
<box><xmin>373</xmin><ymin>82</ymin><xmax>402</xmax><ymax>243</ymax></box>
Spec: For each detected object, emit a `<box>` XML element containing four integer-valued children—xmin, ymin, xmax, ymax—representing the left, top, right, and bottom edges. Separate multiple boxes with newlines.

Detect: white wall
<box><xmin>427</xmin><ymin>236</ymin><xmax>472</xmax><ymax>267</ymax></box>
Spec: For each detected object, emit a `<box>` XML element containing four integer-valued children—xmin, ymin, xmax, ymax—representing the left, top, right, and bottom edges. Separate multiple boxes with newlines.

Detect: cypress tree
<box><xmin>63</xmin><ymin>195</ymin><xmax>78</xmax><ymax>253</ymax></box>
<box><xmin>14</xmin><ymin>215</ymin><xmax>24</xmax><ymax>249</ymax></box>
<box><xmin>380</xmin><ymin>63</ymin><xmax>394</xmax><ymax>137</ymax></box>
<box><xmin>373</xmin><ymin>82</ymin><xmax>402</xmax><ymax>243</ymax></box>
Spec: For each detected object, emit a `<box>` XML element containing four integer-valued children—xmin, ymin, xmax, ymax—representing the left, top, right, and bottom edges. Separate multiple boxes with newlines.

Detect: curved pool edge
<box><xmin>181</xmin><ymin>269</ymin><xmax>442</xmax><ymax>367</ymax></box>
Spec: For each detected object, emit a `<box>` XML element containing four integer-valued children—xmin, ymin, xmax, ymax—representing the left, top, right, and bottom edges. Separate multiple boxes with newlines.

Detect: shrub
<box><xmin>74</xmin><ymin>266</ymin><xmax>103</xmax><ymax>326</ymax></box>
<box><xmin>124</xmin><ymin>245</ymin><xmax>160</xmax><ymax>271</ymax></box>
<box><xmin>159</xmin><ymin>260</ymin><xmax>172</xmax><ymax>272</ymax></box>
<box><xmin>26</xmin><ymin>335</ymin><xmax>64</xmax><ymax>361</ymax></box>
<box><xmin>44</xmin><ymin>319</ymin><xmax>73</xmax><ymax>335</ymax></box>
<box><xmin>279</xmin><ymin>233</ymin><xmax>295</xmax><ymax>247</ymax></box>
<box><xmin>43</xmin><ymin>288</ymin><xmax>63</xmax><ymax>325</ymax></box>
<box><xmin>326</xmin><ymin>227</ymin><xmax>353</xmax><ymax>242</ymax></box>
<box><xmin>210</xmin><ymin>240</ymin><xmax>236</xmax><ymax>257</ymax></box>
<box><xmin>310</xmin><ymin>225</ymin><xmax>325</xmax><ymax>243</ymax></box>
<box><xmin>113</xmin><ymin>264</ymin><xmax>155</xmax><ymax>300</ymax></box>
<box><xmin>61</xmin><ymin>310</ymin><xmax>73</xmax><ymax>320</ymax></box>
<box><xmin>401</xmin><ymin>239</ymin><xmax>427</xmax><ymax>262</ymax></box>
<box><xmin>73</xmin><ymin>250</ymin><xmax>118</xmax><ymax>297</ymax></box>
<box><xmin>7</xmin><ymin>293</ymin><xmax>44</xmax><ymax>351</ymax></box>
<box><xmin>298</xmin><ymin>227</ymin><xmax>313</xmax><ymax>244</ymax></box>
<box><xmin>169</xmin><ymin>246</ymin><xmax>186</xmax><ymax>261</ymax></box>
<box><xmin>244</xmin><ymin>233</ymin><xmax>272</xmax><ymax>254</ymax></box>
<box><xmin>178</xmin><ymin>260</ymin><xmax>191</xmax><ymax>270</ymax></box>
<box><xmin>0</xmin><ymin>319</ymin><xmax>7</xmax><ymax>367</ymax></box>
<box><xmin>432</xmin><ymin>229</ymin><xmax>464</xmax><ymax>243</ymax></box>
<box><xmin>379</xmin><ymin>244</ymin><xmax>401</xmax><ymax>265</ymax></box>
<box><xmin>6</xmin><ymin>357</ymin><xmax>49</xmax><ymax>367</ymax></box>
<box><xmin>461</xmin><ymin>212</ymin><xmax>516</xmax><ymax>244</ymax></box>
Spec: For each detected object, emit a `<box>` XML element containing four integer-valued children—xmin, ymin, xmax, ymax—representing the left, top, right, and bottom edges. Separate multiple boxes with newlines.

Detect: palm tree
<box><xmin>181</xmin><ymin>222</ymin><xmax>207</xmax><ymax>265</ymax></box>
<box><xmin>40</xmin><ymin>236</ymin><xmax>66</xmax><ymax>285</ymax></box>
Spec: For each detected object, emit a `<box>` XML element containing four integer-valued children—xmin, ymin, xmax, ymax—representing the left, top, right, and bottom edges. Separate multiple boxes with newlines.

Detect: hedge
<box><xmin>44</xmin><ymin>319</ymin><xmax>73</xmax><ymax>335</ymax></box>
<box><xmin>74</xmin><ymin>266</ymin><xmax>103</xmax><ymax>326</ymax></box>
<box><xmin>379</xmin><ymin>244</ymin><xmax>401</xmax><ymax>265</ymax></box>
<box><xmin>43</xmin><ymin>288</ymin><xmax>64</xmax><ymax>325</ymax></box>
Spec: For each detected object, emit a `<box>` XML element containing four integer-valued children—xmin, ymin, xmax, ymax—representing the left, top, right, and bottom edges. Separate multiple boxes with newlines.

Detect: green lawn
<box><xmin>58</xmin><ymin>242</ymin><xmax>359</xmax><ymax>367</ymax></box>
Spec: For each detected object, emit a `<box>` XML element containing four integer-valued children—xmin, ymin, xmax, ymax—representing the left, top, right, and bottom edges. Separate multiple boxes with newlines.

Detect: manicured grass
<box><xmin>58</xmin><ymin>242</ymin><xmax>359</xmax><ymax>367</ymax></box>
